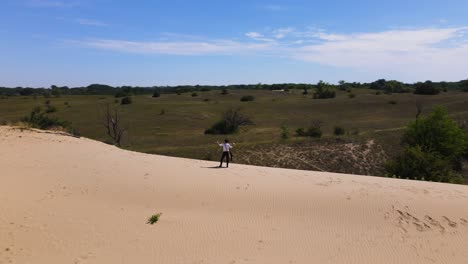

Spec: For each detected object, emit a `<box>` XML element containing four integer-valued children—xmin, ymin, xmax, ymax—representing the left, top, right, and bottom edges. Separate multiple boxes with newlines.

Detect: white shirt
<box><xmin>219</xmin><ymin>143</ymin><xmax>232</xmax><ymax>152</ymax></box>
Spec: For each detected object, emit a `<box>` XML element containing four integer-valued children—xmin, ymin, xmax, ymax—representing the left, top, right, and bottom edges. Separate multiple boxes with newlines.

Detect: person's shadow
<box><xmin>202</xmin><ymin>166</ymin><xmax>225</xmax><ymax>169</ymax></box>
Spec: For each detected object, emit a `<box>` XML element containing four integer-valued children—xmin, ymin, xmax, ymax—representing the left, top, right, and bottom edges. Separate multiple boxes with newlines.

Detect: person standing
<box><xmin>217</xmin><ymin>139</ymin><xmax>233</xmax><ymax>168</ymax></box>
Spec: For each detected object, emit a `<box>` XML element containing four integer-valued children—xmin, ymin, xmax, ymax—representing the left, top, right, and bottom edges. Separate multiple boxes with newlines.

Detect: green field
<box><xmin>1</xmin><ymin>89</ymin><xmax>467</xmax><ymax>177</ymax></box>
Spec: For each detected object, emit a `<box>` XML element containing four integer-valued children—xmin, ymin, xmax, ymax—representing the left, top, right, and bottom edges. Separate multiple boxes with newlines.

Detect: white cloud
<box><xmin>78</xmin><ymin>39</ymin><xmax>275</xmax><ymax>55</ymax></box>
<box><xmin>294</xmin><ymin>27</ymin><xmax>468</xmax><ymax>81</ymax></box>
<box><xmin>245</xmin><ymin>32</ymin><xmax>262</xmax><ymax>38</ymax></box>
<box><xmin>75</xmin><ymin>27</ymin><xmax>468</xmax><ymax>81</ymax></box>
<box><xmin>76</xmin><ymin>18</ymin><xmax>108</xmax><ymax>27</ymax></box>
<box><xmin>273</xmin><ymin>27</ymin><xmax>295</xmax><ymax>39</ymax></box>
<box><xmin>245</xmin><ymin>32</ymin><xmax>275</xmax><ymax>42</ymax></box>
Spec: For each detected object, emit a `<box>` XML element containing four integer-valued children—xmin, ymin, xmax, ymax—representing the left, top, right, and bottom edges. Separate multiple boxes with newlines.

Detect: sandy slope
<box><xmin>1</xmin><ymin>126</ymin><xmax>468</xmax><ymax>264</ymax></box>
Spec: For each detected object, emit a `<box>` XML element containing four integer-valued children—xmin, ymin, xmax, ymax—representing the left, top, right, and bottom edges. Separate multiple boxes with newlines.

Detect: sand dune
<box><xmin>1</xmin><ymin>126</ymin><xmax>468</xmax><ymax>264</ymax></box>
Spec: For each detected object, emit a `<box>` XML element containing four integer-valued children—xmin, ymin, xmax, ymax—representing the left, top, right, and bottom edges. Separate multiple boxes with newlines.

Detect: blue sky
<box><xmin>1</xmin><ymin>0</ymin><xmax>468</xmax><ymax>87</ymax></box>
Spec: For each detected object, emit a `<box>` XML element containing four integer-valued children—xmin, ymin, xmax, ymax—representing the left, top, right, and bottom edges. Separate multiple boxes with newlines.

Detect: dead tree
<box><xmin>415</xmin><ymin>100</ymin><xmax>424</xmax><ymax>119</ymax></box>
<box><xmin>103</xmin><ymin>104</ymin><xmax>126</xmax><ymax>147</ymax></box>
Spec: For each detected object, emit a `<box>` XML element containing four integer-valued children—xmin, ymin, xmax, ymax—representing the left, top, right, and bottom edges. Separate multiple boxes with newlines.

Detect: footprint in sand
<box><xmin>413</xmin><ymin>222</ymin><xmax>431</xmax><ymax>232</ymax></box>
<box><xmin>460</xmin><ymin>218</ymin><xmax>468</xmax><ymax>226</ymax></box>
<box><xmin>425</xmin><ymin>215</ymin><xmax>445</xmax><ymax>233</ymax></box>
<box><xmin>442</xmin><ymin>216</ymin><xmax>458</xmax><ymax>228</ymax></box>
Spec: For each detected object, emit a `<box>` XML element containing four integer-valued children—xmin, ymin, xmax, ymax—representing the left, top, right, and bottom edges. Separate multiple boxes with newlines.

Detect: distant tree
<box><xmin>313</xmin><ymin>81</ymin><xmax>335</xmax><ymax>99</ymax></box>
<box><xmin>51</xmin><ymin>85</ymin><xmax>62</xmax><ymax>97</ymax></box>
<box><xmin>19</xmin><ymin>88</ymin><xmax>36</xmax><ymax>96</ymax></box>
<box><xmin>121</xmin><ymin>96</ymin><xmax>132</xmax><ymax>105</ymax></box>
<box><xmin>414</xmin><ymin>81</ymin><xmax>440</xmax><ymax>95</ymax></box>
<box><xmin>370</xmin><ymin>79</ymin><xmax>387</xmax><ymax>90</ymax></box>
<box><xmin>369</xmin><ymin>79</ymin><xmax>410</xmax><ymax>93</ymax></box>
<box><xmin>86</xmin><ymin>84</ymin><xmax>115</xmax><ymax>95</ymax></box>
<box><xmin>385</xmin><ymin>80</ymin><xmax>410</xmax><ymax>93</ymax></box>
<box><xmin>338</xmin><ymin>80</ymin><xmax>349</xmax><ymax>91</ymax></box>
<box><xmin>221</xmin><ymin>89</ymin><xmax>229</xmax><ymax>95</ymax></box>
<box><xmin>152</xmin><ymin>90</ymin><xmax>161</xmax><ymax>97</ymax></box>
<box><xmin>414</xmin><ymin>100</ymin><xmax>424</xmax><ymax>119</ymax></box>
<box><xmin>460</xmin><ymin>79</ymin><xmax>468</xmax><ymax>92</ymax></box>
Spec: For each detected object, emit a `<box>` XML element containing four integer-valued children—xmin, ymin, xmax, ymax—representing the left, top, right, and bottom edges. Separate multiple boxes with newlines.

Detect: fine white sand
<box><xmin>1</xmin><ymin>126</ymin><xmax>468</xmax><ymax>264</ymax></box>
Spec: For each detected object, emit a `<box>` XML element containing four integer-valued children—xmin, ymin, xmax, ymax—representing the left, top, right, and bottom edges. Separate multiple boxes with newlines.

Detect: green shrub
<box><xmin>152</xmin><ymin>91</ymin><xmax>161</xmax><ymax>97</ymax></box>
<box><xmin>386</xmin><ymin>146</ymin><xmax>463</xmax><ymax>183</ymax></box>
<box><xmin>386</xmin><ymin>107</ymin><xmax>468</xmax><ymax>183</ymax></box>
<box><xmin>313</xmin><ymin>89</ymin><xmax>335</xmax><ymax>99</ymax></box>
<box><xmin>121</xmin><ymin>96</ymin><xmax>132</xmax><ymax>105</ymax></box>
<box><xmin>348</xmin><ymin>93</ymin><xmax>356</xmax><ymax>98</ymax></box>
<box><xmin>147</xmin><ymin>213</ymin><xmax>162</xmax><ymax>225</ymax></box>
<box><xmin>240</xmin><ymin>95</ymin><xmax>255</xmax><ymax>102</ymax></box>
<box><xmin>221</xmin><ymin>89</ymin><xmax>229</xmax><ymax>95</ymax></box>
<box><xmin>376</xmin><ymin>91</ymin><xmax>382</xmax><ymax>95</ymax></box>
<box><xmin>296</xmin><ymin>128</ymin><xmax>306</xmax><ymax>136</ymax></box>
<box><xmin>191</xmin><ymin>92</ymin><xmax>198</xmax><ymax>97</ymax></box>
<box><xmin>307</xmin><ymin>127</ymin><xmax>322</xmax><ymax>138</ymax></box>
<box><xmin>334</xmin><ymin>126</ymin><xmax>345</xmax><ymax>136</ymax></box>
<box><xmin>205</xmin><ymin>108</ymin><xmax>253</xmax><ymax>134</ymax></box>
<box><xmin>45</xmin><ymin>105</ymin><xmax>57</xmax><ymax>113</ymax></box>
<box><xmin>296</xmin><ymin>120</ymin><xmax>323</xmax><ymax>138</ymax></box>
<box><xmin>388</xmin><ymin>100</ymin><xmax>397</xmax><ymax>105</ymax></box>
<box><xmin>402</xmin><ymin>107</ymin><xmax>467</xmax><ymax>163</ymax></box>
<box><xmin>21</xmin><ymin>107</ymin><xmax>69</xmax><ymax>130</ymax></box>
<box><xmin>280</xmin><ymin>125</ymin><xmax>289</xmax><ymax>139</ymax></box>
<box><xmin>296</xmin><ymin>127</ymin><xmax>322</xmax><ymax>138</ymax></box>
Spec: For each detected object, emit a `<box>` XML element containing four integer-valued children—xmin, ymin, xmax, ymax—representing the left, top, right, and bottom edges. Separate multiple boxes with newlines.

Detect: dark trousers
<box><xmin>219</xmin><ymin>151</ymin><xmax>230</xmax><ymax>167</ymax></box>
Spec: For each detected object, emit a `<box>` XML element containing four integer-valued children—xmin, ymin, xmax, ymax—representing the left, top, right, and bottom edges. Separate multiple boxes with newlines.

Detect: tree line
<box><xmin>1</xmin><ymin>79</ymin><xmax>468</xmax><ymax>97</ymax></box>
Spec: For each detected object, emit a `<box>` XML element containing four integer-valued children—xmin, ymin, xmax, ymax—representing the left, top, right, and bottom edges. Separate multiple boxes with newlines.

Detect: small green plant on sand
<box><xmin>147</xmin><ymin>213</ymin><xmax>162</xmax><ymax>225</ymax></box>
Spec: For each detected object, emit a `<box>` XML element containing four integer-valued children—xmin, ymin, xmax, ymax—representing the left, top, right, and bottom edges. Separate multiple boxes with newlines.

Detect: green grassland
<box><xmin>1</xmin><ymin>89</ymin><xmax>467</xmax><ymax>177</ymax></box>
